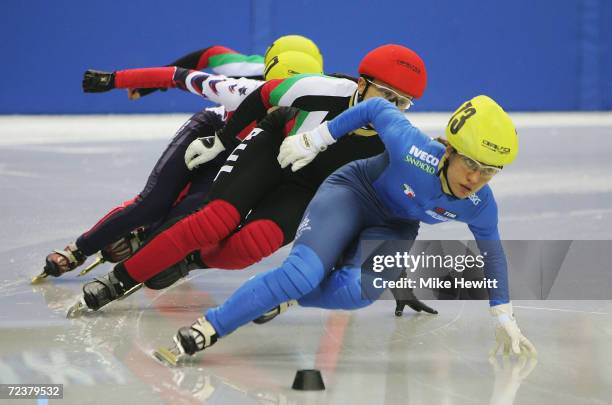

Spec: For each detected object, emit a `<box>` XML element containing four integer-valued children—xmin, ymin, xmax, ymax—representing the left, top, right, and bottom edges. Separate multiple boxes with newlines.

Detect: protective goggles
<box><xmin>454</xmin><ymin>150</ymin><xmax>502</xmax><ymax>176</ymax></box>
<box><xmin>366</xmin><ymin>79</ymin><xmax>414</xmax><ymax>111</ymax></box>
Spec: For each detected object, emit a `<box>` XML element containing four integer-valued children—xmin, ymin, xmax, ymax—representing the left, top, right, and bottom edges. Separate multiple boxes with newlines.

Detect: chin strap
<box><xmin>349</xmin><ymin>90</ymin><xmax>378</xmax><ymax>137</ymax></box>
<box><xmin>438</xmin><ymin>156</ymin><xmax>457</xmax><ymax>197</ymax></box>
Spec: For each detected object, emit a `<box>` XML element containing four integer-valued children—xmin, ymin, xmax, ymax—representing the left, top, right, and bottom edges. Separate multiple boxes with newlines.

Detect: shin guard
<box><xmin>124</xmin><ymin>199</ymin><xmax>239</xmax><ymax>282</ymax></box>
<box><xmin>202</xmin><ymin>220</ymin><xmax>284</xmax><ymax>270</ymax></box>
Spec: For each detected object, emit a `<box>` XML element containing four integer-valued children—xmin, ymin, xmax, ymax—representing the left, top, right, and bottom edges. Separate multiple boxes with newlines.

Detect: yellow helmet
<box><xmin>264</xmin><ymin>35</ymin><xmax>323</xmax><ymax>68</ymax></box>
<box><xmin>446</xmin><ymin>95</ymin><xmax>518</xmax><ymax>167</ymax></box>
<box><xmin>264</xmin><ymin>51</ymin><xmax>323</xmax><ymax>80</ymax></box>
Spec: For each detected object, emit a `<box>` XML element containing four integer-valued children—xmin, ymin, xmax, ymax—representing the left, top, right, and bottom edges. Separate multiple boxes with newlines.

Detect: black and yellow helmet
<box><xmin>264</xmin><ymin>51</ymin><xmax>323</xmax><ymax>80</ymax></box>
<box><xmin>446</xmin><ymin>95</ymin><xmax>518</xmax><ymax>167</ymax></box>
<box><xmin>264</xmin><ymin>35</ymin><xmax>323</xmax><ymax>69</ymax></box>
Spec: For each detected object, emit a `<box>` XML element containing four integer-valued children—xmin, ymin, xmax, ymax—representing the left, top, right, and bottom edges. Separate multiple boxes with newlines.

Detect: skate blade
<box><xmin>78</xmin><ymin>256</ymin><xmax>105</xmax><ymax>277</ymax></box>
<box><xmin>153</xmin><ymin>347</ymin><xmax>181</xmax><ymax>367</ymax></box>
<box><xmin>66</xmin><ymin>298</ymin><xmax>89</xmax><ymax>319</ymax></box>
<box><xmin>117</xmin><ymin>283</ymin><xmax>143</xmax><ymax>301</ymax></box>
<box><xmin>31</xmin><ymin>272</ymin><xmax>49</xmax><ymax>284</ymax></box>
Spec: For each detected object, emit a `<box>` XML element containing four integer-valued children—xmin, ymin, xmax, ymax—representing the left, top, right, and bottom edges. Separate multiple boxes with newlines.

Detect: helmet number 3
<box><xmin>448</xmin><ymin>102</ymin><xmax>477</xmax><ymax>134</ymax></box>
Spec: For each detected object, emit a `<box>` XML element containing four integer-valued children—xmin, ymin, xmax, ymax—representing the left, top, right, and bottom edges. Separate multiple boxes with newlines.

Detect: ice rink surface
<box><xmin>1</xmin><ymin>113</ymin><xmax>612</xmax><ymax>404</ymax></box>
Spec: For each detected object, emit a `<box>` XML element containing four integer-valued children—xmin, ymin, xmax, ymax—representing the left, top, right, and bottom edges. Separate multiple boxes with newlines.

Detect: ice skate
<box><xmin>144</xmin><ymin>252</ymin><xmax>203</xmax><ymax>290</ymax></box>
<box><xmin>34</xmin><ymin>243</ymin><xmax>87</xmax><ymax>284</ymax></box>
<box><xmin>30</xmin><ymin>271</ymin><xmax>49</xmax><ymax>284</ymax></box>
<box><xmin>66</xmin><ymin>270</ymin><xmax>142</xmax><ymax>318</ymax></box>
<box><xmin>154</xmin><ymin>317</ymin><xmax>218</xmax><ymax>367</ymax></box>
<box><xmin>77</xmin><ymin>255</ymin><xmax>105</xmax><ymax>277</ymax></box>
<box><xmin>252</xmin><ymin>300</ymin><xmax>297</xmax><ymax>324</ymax></box>
<box><xmin>78</xmin><ymin>228</ymin><xmax>145</xmax><ymax>277</ymax></box>
<box><xmin>66</xmin><ymin>297</ymin><xmax>89</xmax><ymax>318</ymax></box>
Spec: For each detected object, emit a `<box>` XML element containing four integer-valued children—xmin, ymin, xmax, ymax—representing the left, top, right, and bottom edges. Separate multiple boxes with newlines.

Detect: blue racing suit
<box><xmin>206</xmin><ymin>97</ymin><xmax>510</xmax><ymax>337</ymax></box>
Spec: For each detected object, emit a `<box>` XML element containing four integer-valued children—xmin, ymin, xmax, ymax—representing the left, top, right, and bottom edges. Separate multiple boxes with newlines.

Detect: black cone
<box><xmin>291</xmin><ymin>369</ymin><xmax>325</xmax><ymax>391</ymax></box>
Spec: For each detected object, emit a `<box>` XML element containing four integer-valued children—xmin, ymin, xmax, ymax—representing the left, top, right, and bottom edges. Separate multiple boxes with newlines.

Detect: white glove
<box><xmin>490</xmin><ymin>303</ymin><xmax>537</xmax><ymax>357</ymax></box>
<box><xmin>184</xmin><ymin>134</ymin><xmax>226</xmax><ymax>170</ymax></box>
<box><xmin>277</xmin><ymin>122</ymin><xmax>336</xmax><ymax>172</ymax></box>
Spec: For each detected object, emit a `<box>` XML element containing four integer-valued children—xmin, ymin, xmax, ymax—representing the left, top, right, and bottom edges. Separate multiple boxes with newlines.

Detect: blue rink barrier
<box><xmin>0</xmin><ymin>0</ymin><xmax>610</xmax><ymax>113</ymax></box>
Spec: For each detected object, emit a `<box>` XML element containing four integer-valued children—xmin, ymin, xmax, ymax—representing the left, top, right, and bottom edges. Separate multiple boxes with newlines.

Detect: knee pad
<box><xmin>170</xmin><ymin>200</ymin><xmax>240</xmax><ymax>251</ymax></box>
<box><xmin>237</xmin><ymin>220</ymin><xmax>284</xmax><ymax>259</ymax></box>
<box><xmin>303</xmin><ymin>266</ymin><xmax>377</xmax><ymax>310</ymax></box>
<box><xmin>263</xmin><ymin>244</ymin><xmax>326</xmax><ymax>299</ymax></box>
<box><xmin>202</xmin><ymin>220</ymin><xmax>284</xmax><ymax>270</ymax></box>
<box><xmin>185</xmin><ymin>199</ymin><xmax>240</xmax><ymax>246</ymax></box>
<box><xmin>121</xmin><ymin>202</ymin><xmax>235</xmax><ymax>283</ymax></box>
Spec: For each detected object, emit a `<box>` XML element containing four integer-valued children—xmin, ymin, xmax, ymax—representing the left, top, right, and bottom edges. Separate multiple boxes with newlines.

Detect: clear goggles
<box><xmin>454</xmin><ymin>150</ymin><xmax>502</xmax><ymax>177</ymax></box>
<box><xmin>366</xmin><ymin>79</ymin><xmax>414</xmax><ymax>111</ymax></box>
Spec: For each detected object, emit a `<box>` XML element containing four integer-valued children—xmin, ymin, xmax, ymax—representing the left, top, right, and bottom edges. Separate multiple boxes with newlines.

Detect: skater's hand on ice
<box><xmin>490</xmin><ymin>303</ymin><xmax>537</xmax><ymax>357</ymax></box>
<box><xmin>391</xmin><ymin>277</ymin><xmax>438</xmax><ymax>316</ymax></box>
<box><xmin>395</xmin><ymin>298</ymin><xmax>438</xmax><ymax>316</ymax></box>
<box><xmin>82</xmin><ymin>70</ymin><xmax>115</xmax><ymax>93</ymax></box>
<box><xmin>184</xmin><ymin>134</ymin><xmax>226</xmax><ymax>170</ymax></box>
<box><xmin>278</xmin><ymin>122</ymin><xmax>336</xmax><ymax>172</ymax></box>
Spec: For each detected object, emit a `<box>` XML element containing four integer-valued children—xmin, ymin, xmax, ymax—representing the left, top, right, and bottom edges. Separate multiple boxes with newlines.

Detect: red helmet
<box><xmin>358</xmin><ymin>44</ymin><xmax>427</xmax><ymax>99</ymax></box>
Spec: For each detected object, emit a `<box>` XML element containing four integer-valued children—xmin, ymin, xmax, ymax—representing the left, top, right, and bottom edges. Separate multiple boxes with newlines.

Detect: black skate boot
<box><xmin>67</xmin><ymin>266</ymin><xmax>141</xmax><ymax>318</ymax></box>
<box><xmin>144</xmin><ymin>252</ymin><xmax>205</xmax><ymax>290</ymax></box>
<box><xmin>101</xmin><ymin>228</ymin><xmax>146</xmax><ymax>263</ymax></box>
<box><xmin>34</xmin><ymin>243</ymin><xmax>87</xmax><ymax>283</ymax></box>
<box><xmin>78</xmin><ymin>228</ymin><xmax>146</xmax><ymax>277</ymax></box>
<box><xmin>252</xmin><ymin>300</ymin><xmax>297</xmax><ymax>324</ymax></box>
<box><xmin>154</xmin><ymin>317</ymin><xmax>218</xmax><ymax>366</ymax></box>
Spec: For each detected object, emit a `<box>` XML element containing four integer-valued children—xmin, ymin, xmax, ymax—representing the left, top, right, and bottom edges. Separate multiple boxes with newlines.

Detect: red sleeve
<box><xmin>259</xmin><ymin>79</ymin><xmax>283</xmax><ymax>109</ymax></box>
<box><xmin>114</xmin><ymin>67</ymin><xmax>178</xmax><ymax>89</ymax></box>
<box><xmin>196</xmin><ymin>45</ymin><xmax>239</xmax><ymax>70</ymax></box>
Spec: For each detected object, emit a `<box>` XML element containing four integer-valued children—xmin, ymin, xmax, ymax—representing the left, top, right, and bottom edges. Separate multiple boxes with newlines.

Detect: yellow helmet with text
<box><xmin>264</xmin><ymin>50</ymin><xmax>323</xmax><ymax>80</ymax></box>
<box><xmin>446</xmin><ymin>95</ymin><xmax>518</xmax><ymax>167</ymax></box>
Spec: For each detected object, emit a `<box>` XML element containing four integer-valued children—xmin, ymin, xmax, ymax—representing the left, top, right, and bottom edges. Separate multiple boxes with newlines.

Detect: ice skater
<box><xmin>154</xmin><ymin>95</ymin><xmax>536</xmax><ymax>365</ymax></box>
<box><xmin>120</xmin><ymin>34</ymin><xmax>323</xmax><ymax>99</ymax></box>
<box><xmin>66</xmin><ymin>45</ymin><xmax>436</xmax><ymax>318</ymax></box>
<box><xmin>36</xmin><ymin>37</ymin><xmax>323</xmax><ymax>283</ymax></box>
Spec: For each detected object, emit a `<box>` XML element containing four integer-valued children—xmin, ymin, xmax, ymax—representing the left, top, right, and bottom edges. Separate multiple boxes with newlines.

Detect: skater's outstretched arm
<box><xmin>121</xmin><ymin>45</ymin><xmax>264</xmax><ymax>99</ymax></box>
<box><xmin>278</xmin><ymin>97</ymin><xmax>430</xmax><ymax>171</ymax></box>
<box><xmin>82</xmin><ymin>67</ymin><xmax>263</xmax><ymax>110</ymax></box>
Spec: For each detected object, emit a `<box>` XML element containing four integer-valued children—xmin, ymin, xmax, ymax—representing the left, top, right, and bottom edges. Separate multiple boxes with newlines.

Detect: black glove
<box><xmin>82</xmin><ymin>69</ymin><xmax>115</xmax><ymax>92</ymax></box>
<box><xmin>391</xmin><ymin>269</ymin><xmax>438</xmax><ymax>316</ymax></box>
<box><xmin>394</xmin><ymin>296</ymin><xmax>438</xmax><ymax>316</ymax></box>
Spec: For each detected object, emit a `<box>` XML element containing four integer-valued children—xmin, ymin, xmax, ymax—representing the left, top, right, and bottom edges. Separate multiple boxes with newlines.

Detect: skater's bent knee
<box><xmin>265</xmin><ymin>244</ymin><xmax>326</xmax><ymax>297</ymax></box>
